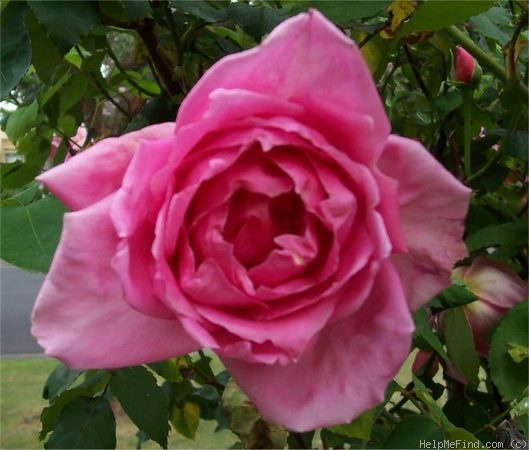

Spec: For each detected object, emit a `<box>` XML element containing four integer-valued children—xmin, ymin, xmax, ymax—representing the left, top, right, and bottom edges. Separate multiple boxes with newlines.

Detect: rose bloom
<box><xmin>32</xmin><ymin>11</ymin><xmax>470</xmax><ymax>431</ymax></box>
<box><xmin>453</xmin><ymin>257</ymin><xmax>527</xmax><ymax>355</ymax></box>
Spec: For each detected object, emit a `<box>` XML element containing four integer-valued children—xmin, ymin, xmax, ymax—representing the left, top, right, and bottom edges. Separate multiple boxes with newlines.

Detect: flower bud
<box><xmin>452</xmin><ymin>45</ymin><xmax>482</xmax><ymax>87</ymax></box>
<box><xmin>453</xmin><ymin>257</ymin><xmax>527</xmax><ymax>355</ymax></box>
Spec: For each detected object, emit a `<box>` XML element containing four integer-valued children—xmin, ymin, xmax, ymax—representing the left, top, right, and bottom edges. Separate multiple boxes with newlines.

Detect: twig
<box><xmin>404</xmin><ymin>44</ymin><xmax>431</xmax><ymax>100</ymax></box>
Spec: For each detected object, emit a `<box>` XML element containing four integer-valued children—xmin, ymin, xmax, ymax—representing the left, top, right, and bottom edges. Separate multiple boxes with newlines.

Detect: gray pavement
<box><xmin>1</xmin><ymin>263</ymin><xmax>45</xmax><ymax>355</ymax></box>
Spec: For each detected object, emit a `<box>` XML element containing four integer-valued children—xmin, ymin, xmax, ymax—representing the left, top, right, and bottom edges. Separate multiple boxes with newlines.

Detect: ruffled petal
<box><xmin>31</xmin><ymin>195</ymin><xmax>199</xmax><ymax>369</ymax></box>
<box><xmin>221</xmin><ymin>261</ymin><xmax>413</xmax><ymax>431</ymax></box>
<box><xmin>175</xmin><ymin>10</ymin><xmax>389</xmax><ymax>162</ymax></box>
<box><xmin>378</xmin><ymin>136</ymin><xmax>471</xmax><ymax>310</ymax></box>
<box><xmin>37</xmin><ymin>123</ymin><xmax>175</xmax><ymax>211</ymax></box>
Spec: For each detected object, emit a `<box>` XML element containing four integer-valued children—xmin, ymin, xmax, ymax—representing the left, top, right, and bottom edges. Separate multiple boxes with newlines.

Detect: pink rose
<box><xmin>453</xmin><ymin>257</ymin><xmax>527</xmax><ymax>355</ymax></box>
<box><xmin>32</xmin><ymin>11</ymin><xmax>470</xmax><ymax>431</ymax></box>
<box><xmin>453</xmin><ymin>45</ymin><xmax>482</xmax><ymax>86</ymax></box>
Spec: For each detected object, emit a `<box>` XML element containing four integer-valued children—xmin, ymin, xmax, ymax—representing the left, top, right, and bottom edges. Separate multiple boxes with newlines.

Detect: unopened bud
<box><xmin>452</xmin><ymin>46</ymin><xmax>482</xmax><ymax>87</ymax></box>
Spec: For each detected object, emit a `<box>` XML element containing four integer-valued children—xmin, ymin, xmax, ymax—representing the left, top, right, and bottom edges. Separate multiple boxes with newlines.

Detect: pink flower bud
<box><xmin>453</xmin><ymin>46</ymin><xmax>482</xmax><ymax>86</ymax></box>
<box><xmin>453</xmin><ymin>257</ymin><xmax>527</xmax><ymax>355</ymax></box>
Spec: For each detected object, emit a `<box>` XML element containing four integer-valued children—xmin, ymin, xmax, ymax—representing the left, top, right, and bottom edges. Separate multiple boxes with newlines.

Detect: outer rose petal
<box><xmin>31</xmin><ymin>195</ymin><xmax>199</xmax><ymax>369</ymax></box>
<box><xmin>36</xmin><ymin>123</ymin><xmax>175</xmax><ymax>211</ymax></box>
<box><xmin>221</xmin><ymin>261</ymin><xmax>413</xmax><ymax>431</ymax></box>
<box><xmin>175</xmin><ymin>9</ymin><xmax>389</xmax><ymax>160</ymax></box>
<box><xmin>378</xmin><ymin>136</ymin><xmax>471</xmax><ymax>310</ymax></box>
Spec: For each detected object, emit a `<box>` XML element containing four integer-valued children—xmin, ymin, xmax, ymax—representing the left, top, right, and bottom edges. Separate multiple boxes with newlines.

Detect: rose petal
<box><xmin>31</xmin><ymin>196</ymin><xmax>199</xmax><ymax>369</ymax></box>
<box><xmin>175</xmin><ymin>10</ymin><xmax>389</xmax><ymax>161</ymax></box>
<box><xmin>37</xmin><ymin>123</ymin><xmax>174</xmax><ymax>211</ymax></box>
<box><xmin>221</xmin><ymin>260</ymin><xmax>413</xmax><ymax>431</ymax></box>
<box><xmin>378</xmin><ymin>135</ymin><xmax>471</xmax><ymax>310</ymax></box>
<box><xmin>463</xmin><ymin>256</ymin><xmax>527</xmax><ymax>308</ymax></box>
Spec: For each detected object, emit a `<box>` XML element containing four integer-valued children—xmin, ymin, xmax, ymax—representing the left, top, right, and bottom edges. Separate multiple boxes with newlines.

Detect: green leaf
<box><xmin>148</xmin><ymin>359</ymin><xmax>183</xmax><ymax>383</ymax></box>
<box><xmin>470</xmin><ymin>8</ymin><xmax>511</xmax><ymax>46</ymax></box>
<box><xmin>1</xmin><ymin>162</ymin><xmax>41</xmax><ymax>191</ymax></box>
<box><xmin>435</xmin><ymin>284</ymin><xmax>478</xmax><ymax>309</ymax></box>
<box><xmin>0</xmin><ymin>196</ymin><xmax>66</xmax><ymax>273</ymax></box>
<box><xmin>507</xmin><ymin>343</ymin><xmax>529</xmax><ymax>363</ymax></box>
<box><xmin>99</xmin><ymin>0</ymin><xmax>152</xmax><ymax>21</ymax></box>
<box><xmin>293</xmin><ymin>1</ymin><xmax>390</xmax><ymax>24</ymax></box>
<box><xmin>413</xmin><ymin>308</ymin><xmax>448</xmax><ymax>362</ymax></box>
<box><xmin>412</xmin><ymin>376</ymin><xmax>454</xmax><ymax>429</ymax></box>
<box><xmin>59</xmin><ymin>73</ymin><xmax>88</xmax><ymax>115</ymax></box>
<box><xmin>109</xmin><ymin>366</ymin><xmax>170</xmax><ymax>449</ymax></box>
<box><xmin>222</xmin><ymin>379</ymin><xmax>288</xmax><ymax>449</ymax></box>
<box><xmin>443</xmin><ymin>307</ymin><xmax>480</xmax><ymax>389</ymax></box>
<box><xmin>170</xmin><ymin>402</ymin><xmax>200</xmax><ymax>440</ymax></box>
<box><xmin>28</xmin><ymin>1</ymin><xmax>100</xmax><ymax>54</ymax></box>
<box><xmin>25</xmin><ymin>10</ymin><xmax>62</xmax><ymax>83</ymax></box>
<box><xmin>432</xmin><ymin>91</ymin><xmax>463</xmax><ymax>115</ymax></box>
<box><xmin>400</xmin><ymin>0</ymin><xmax>495</xmax><ymax>35</ymax></box>
<box><xmin>44</xmin><ymin>397</ymin><xmax>116</xmax><ymax>449</ymax></box>
<box><xmin>502</xmin><ymin>132</ymin><xmax>529</xmax><ymax>161</ymax></box>
<box><xmin>444</xmin><ymin>428</ymin><xmax>482</xmax><ymax>448</ymax></box>
<box><xmin>489</xmin><ymin>301</ymin><xmax>529</xmax><ymax>401</ymax></box>
<box><xmin>43</xmin><ymin>363</ymin><xmax>83</xmax><ymax>401</ymax></box>
<box><xmin>384</xmin><ymin>415</ymin><xmax>443</xmax><ymax>449</ymax></box>
<box><xmin>40</xmin><ymin>371</ymin><xmax>110</xmax><ymax>441</ymax></box>
<box><xmin>0</xmin><ymin>1</ymin><xmax>31</xmax><ymax>99</ymax></box>
<box><xmin>5</xmin><ymin>100</ymin><xmax>39</xmax><ymax>143</ymax></box>
<box><xmin>227</xmin><ymin>3</ymin><xmax>290</xmax><ymax>42</ymax></box>
<box><xmin>465</xmin><ymin>222</ymin><xmax>528</xmax><ymax>252</ymax></box>
<box><xmin>172</xmin><ymin>0</ymin><xmax>228</xmax><ymax>22</ymax></box>
<box><xmin>330</xmin><ymin>409</ymin><xmax>375</xmax><ymax>441</ymax></box>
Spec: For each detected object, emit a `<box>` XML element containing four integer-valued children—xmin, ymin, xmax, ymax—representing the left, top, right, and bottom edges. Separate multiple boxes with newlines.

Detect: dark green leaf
<box><xmin>45</xmin><ymin>397</ymin><xmax>116</xmax><ymax>449</ymax></box>
<box><xmin>40</xmin><ymin>371</ymin><xmax>110</xmax><ymax>441</ymax></box>
<box><xmin>293</xmin><ymin>1</ymin><xmax>390</xmax><ymax>24</ymax></box>
<box><xmin>227</xmin><ymin>3</ymin><xmax>290</xmax><ymax>42</ymax></box>
<box><xmin>1</xmin><ymin>162</ymin><xmax>41</xmax><ymax>191</ymax></box>
<box><xmin>470</xmin><ymin>6</ymin><xmax>511</xmax><ymax>46</ymax></box>
<box><xmin>43</xmin><ymin>363</ymin><xmax>83</xmax><ymax>400</ymax></box>
<box><xmin>0</xmin><ymin>196</ymin><xmax>66</xmax><ymax>272</ymax></box>
<box><xmin>28</xmin><ymin>1</ymin><xmax>100</xmax><ymax>54</ymax></box>
<box><xmin>443</xmin><ymin>307</ymin><xmax>480</xmax><ymax>389</ymax></box>
<box><xmin>109</xmin><ymin>366</ymin><xmax>170</xmax><ymax>449</ymax></box>
<box><xmin>384</xmin><ymin>415</ymin><xmax>443</xmax><ymax>449</ymax></box>
<box><xmin>435</xmin><ymin>285</ymin><xmax>478</xmax><ymax>309</ymax></box>
<box><xmin>99</xmin><ymin>0</ymin><xmax>152</xmax><ymax>21</ymax></box>
<box><xmin>502</xmin><ymin>132</ymin><xmax>528</xmax><ymax>161</ymax></box>
<box><xmin>432</xmin><ymin>91</ymin><xmax>463</xmax><ymax>115</ymax></box>
<box><xmin>465</xmin><ymin>221</ymin><xmax>528</xmax><ymax>252</ymax></box>
<box><xmin>489</xmin><ymin>301</ymin><xmax>529</xmax><ymax>401</ymax></box>
<box><xmin>59</xmin><ymin>73</ymin><xmax>88</xmax><ymax>115</ymax></box>
<box><xmin>0</xmin><ymin>1</ymin><xmax>31</xmax><ymax>99</ymax></box>
<box><xmin>5</xmin><ymin>100</ymin><xmax>39</xmax><ymax>143</ymax></box>
<box><xmin>400</xmin><ymin>0</ymin><xmax>495</xmax><ymax>35</ymax></box>
<box><xmin>25</xmin><ymin>10</ymin><xmax>62</xmax><ymax>83</ymax></box>
<box><xmin>171</xmin><ymin>0</ymin><xmax>228</xmax><ymax>22</ymax></box>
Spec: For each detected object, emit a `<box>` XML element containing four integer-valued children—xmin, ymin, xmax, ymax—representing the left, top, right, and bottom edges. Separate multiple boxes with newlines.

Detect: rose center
<box><xmin>223</xmin><ymin>189</ymin><xmax>305</xmax><ymax>268</ymax></box>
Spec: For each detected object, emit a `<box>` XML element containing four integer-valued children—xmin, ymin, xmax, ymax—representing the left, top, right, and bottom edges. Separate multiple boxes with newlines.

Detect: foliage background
<box><xmin>0</xmin><ymin>0</ymin><xmax>527</xmax><ymax>448</ymax></box>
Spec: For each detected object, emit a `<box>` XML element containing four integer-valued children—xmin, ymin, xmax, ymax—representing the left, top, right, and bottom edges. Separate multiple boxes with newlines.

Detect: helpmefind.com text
<box><xmin>419</xmin><ymin>440</ymin><xmax>526</xmax><ymax>449</ymax></box>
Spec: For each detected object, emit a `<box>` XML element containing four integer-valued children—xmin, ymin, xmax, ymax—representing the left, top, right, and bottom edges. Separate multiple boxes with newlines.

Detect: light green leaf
<box><xmin>490</xmin><ymin>301</ymin><xmax>529</xmax><ymax>401</ymax></box>
<box><xmin>0</xmin><ymin>1</ymin><xmax>31</xmax><ymax>99</ymax></box>
<box><xmin>5</xmin><ymin>100</ymin><xmax>39</xmax><ymax>143</ymax></box>
<box><xmin>400</xmin><ymin>0</ymin><xmax>495</xmax><ymax>35</ymax></box>
<box><xmin>507</xmin><ymin>343</ymin><xmax>529</xmax><ymax>363</ymax></box>
<box><xmin>44</xmin><ymin>397</ymin><xmax>116</xmax><ymax>449</ymax></box>
<box><xmin>109</xmin><ymin>366</ymin><xmax>169</xmax><ymax>449</ymax></box>
<box><xmin>0</xmin><ymin>196</ymin><xmax>66</xmax><ymax>273</ymax></box>
<box><xmin>444</xmin><ymin>428</ymin><xmax>482</xmax><ymax>448</ymax></box>
<box><xmin>443</xmin><ymin>307</ymin><xmax>480</xmax><ymax>389</ymax></box>
<box><xmin>170</xmin><ymin>402</ymin><xmax>200</xmax><ymax>440</ymax></box>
